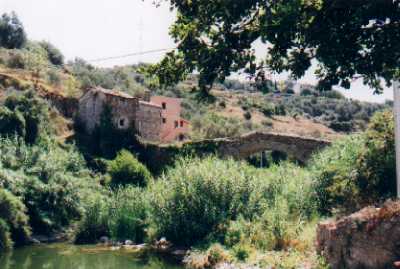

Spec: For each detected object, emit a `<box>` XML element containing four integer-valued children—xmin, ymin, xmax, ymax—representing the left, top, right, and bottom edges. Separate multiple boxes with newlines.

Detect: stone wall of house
<box><xmin>78</xmin><ymin>89</ymin><xmax>138</xmax><ymax>133</ymax></box>
<box><xmin>136</xmin><ymin>101</ymin><xmax>162</xmax><ymax>142</ymax></box>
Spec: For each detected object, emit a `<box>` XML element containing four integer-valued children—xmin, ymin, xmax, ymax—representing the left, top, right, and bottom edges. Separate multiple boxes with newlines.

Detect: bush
<box><xmin>0</xmin><ymin>136</ymin><xmax>98</xmax><ymax>234</ymax></box>
<box><xmin>1</xmin><ymin>91</ymin><xmax>52</xmax><ymax>143</ymax></box>
<box><xmin>108</xmin><ymin>187</ymin><xmax>148</xmax><ymax>242</ymax></box>
<box><xmin>232</xmin><ymin>244</ymin><xmax>252</xmax><ymax>261</ymax></box>
<box><xmin>148</xmin><ymin>157</ymin><xmax>316</xmax><ymax>246</ymax></box>
<box><xmin>0</xmin><ymin>218</ymin><xmax>12</xmax><ymax>251</ymax></box>
<box><xmin>243</xmin><ymin>111</ymin><xmax>252</xmax><ymax>120</ymax></box>
<box><xmin>74</xmin><ymin>193</ymin><xmax>110</xmax><ymax>244</ymax></box>
<box><xmin>311</xmin><ymin>111</ymin><xmax>396</xmax><ymax>214</ymax></box>
<box><xmin>108</xmin><ymin>150</ymin><xmax>151</xmax><ymax>188</ymax></box>
<box><xmin>190</xmin><ymin>113</ymin><xmax>258</xmax><ymax>140</ymax></box>
<box><xmin>0</xmin><ymin>188</ymin><xmax>31</xmax><ymax>250</ymax></box>
<box><xmin>0</xmin><ymin>12</ymin><xmax>27</xmax><ymax>49</ymax></box>
<box><xmin>356</xmin><ymin>111</ymin><xmax>396</xmax><ymax>202</ymax></box>
<box><xmin>39</xmin><ymin>41</ymin><xmax>64</xmax><ymax>66</ymax></box>
<box><xmin>310</xmin><ymin>136</ymin><xmax>364</xmax><ymax>214</ymax></box>
<box><xmin>75</xmin><ymin>187</ymin><xmax>149</xmax><ymax>244</ymax></box>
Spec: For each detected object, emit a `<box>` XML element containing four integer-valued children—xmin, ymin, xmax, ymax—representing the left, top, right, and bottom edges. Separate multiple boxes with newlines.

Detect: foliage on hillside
<box><xmin>311</xmin><ymin>110</ymin><xmax>396</xmax><ymax>215</ymax></box>
<box><xmin>0</xmin><ymin>92</ymin><xmax>100</xmax><ymax>247</ymax></box>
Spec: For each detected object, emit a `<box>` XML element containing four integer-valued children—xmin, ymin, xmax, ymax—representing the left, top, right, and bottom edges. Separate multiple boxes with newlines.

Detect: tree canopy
<box><xmin>0</xmin><ymin>12</ymin><xmax>27</xmax><ymax>49</ymax></box>
<box><xmin>149</xmin><ymin>0</ymin><xmax>400</xmax><ymax>94</ymax></box>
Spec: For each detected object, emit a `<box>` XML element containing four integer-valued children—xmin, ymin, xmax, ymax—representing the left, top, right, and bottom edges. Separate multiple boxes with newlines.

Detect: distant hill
<box><xmin>0</xmin><ymin>44</ymin><xmax>390</xmax><ymax>142</ymax></box>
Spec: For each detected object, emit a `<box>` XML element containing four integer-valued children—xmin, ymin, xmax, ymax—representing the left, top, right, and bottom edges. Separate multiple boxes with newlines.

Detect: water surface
<box><xmin>0</xmin><ymin>244</ymin><xmax>183</xmax><ymax>269</ymax></box>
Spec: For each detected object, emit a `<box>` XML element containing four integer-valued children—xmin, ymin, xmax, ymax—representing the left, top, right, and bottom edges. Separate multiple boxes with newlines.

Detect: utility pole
<box><xmin>393</xmin><ymin>79</ymin><xmax>400</xmax><ymax>198</ymax></box>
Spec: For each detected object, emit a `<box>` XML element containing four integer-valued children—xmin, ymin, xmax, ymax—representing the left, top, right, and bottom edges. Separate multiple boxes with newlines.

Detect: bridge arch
<box><xmin>207</xmin><ymin>131</ymin><xmax>331</xmax><ymax>163</ymax></box>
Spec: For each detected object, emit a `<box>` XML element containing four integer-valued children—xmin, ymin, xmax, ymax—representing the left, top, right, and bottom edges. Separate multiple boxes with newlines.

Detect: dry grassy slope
<box><xmin>0</xmin><ymin>67</ymin><xmax>76</xmax><ymax>140</ymax></box>
<box><xmin>212</xmin><ymin>89</ymin><xmax>342</xmax><ymax>141</ymax></box>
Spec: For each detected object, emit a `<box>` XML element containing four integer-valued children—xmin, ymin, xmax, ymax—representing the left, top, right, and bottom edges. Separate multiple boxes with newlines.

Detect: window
<box><xmin>178</xmin><ymin>134</ymin><xmax>185</xmax><ymax>141</ymax></box>
<box><xmin>162</xmin><ymin>118</ymin><xmax>166</xmax><ymax>124</ymax></box>
<box><xmin>180</xmin><ymin>120</ymin><xmax>184</xmax><ymax>127</ymax></box>
<box><xmin>174</xmin><ymin>121</ymin><xmax>179</xmax><ymax>128</ymax></box>
<box><xmin>119</xmin><ymin>118</ymin><xmax>125</xmax><ymax>127</ymax></box>
<box><xmin>162</xmin><ymin>102</ymin><xmax>166</xmax><ymax>109</ymax></box>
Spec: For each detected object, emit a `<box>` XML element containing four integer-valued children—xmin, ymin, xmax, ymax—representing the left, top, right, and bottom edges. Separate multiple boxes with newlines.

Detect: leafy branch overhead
<box><xmin>149</xmin><ymin>0</ymin><xmax>400</xmax><ymax>93</ymax></box>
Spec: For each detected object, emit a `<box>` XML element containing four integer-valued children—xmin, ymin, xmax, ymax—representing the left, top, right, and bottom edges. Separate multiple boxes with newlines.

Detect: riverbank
<box><xmin>0</xmin><ymin>243</ymin><xmax>183</xmax><ymax>269</ymax></box>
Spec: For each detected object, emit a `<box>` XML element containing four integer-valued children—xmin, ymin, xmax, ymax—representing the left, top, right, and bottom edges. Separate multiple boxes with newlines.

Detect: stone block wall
<box><xmin>136</xmin><ymin>101</ymin><xmax>162</xmax><ymax>142</ymax></box>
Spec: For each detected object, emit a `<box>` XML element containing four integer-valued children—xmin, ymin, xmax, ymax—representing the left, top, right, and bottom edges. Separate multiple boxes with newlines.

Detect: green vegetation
<box><xmin>0</xmin><ymin>92</ymin><xmax>100</xmax><ymax>247</ymax></box>
<box><xmin>108</xmin><ymin>150</ymin><xmax>152</xmax><ymax>188</ymax></box>
<box><xmin>149</xmin><ymin>157</ymin><xmax>316</xmax><ymax>247</ymax></box>
<box><xmin>311</xmin><ymin>110</ymin><xmax>396</xmax><ymax>215</ymax></box>
<box><xmin>190</xmin><ymin>113</ymin><xmax>258</xmax><ymax>140</ymax></box>
<box><xmin>0</xmin><ymin>12</ymin><xmax>27</xmax><ymax>49</ymax></box>
<box><xmin>0</xmin><ymin>91</ymin><xmax>52</xmax><ymax>143</ymax></box>
<box><xmin>75</xmin><ymin>187</ymin><xmax>148</xmax><ymax>244</ymax></box>
<box><xmin>0</xmin><ymin>11</ymin><xmax>396</xmax><ymax>269</ymax></box>
<box><xmin>0</xmin><ymin>189</ymin><xmax>30</xmax><ymax>250</ymax></box>
<box><xmin>150</xmin><ymin>1</ymin><xmax>399</xmax><ymax>94</ymax></box>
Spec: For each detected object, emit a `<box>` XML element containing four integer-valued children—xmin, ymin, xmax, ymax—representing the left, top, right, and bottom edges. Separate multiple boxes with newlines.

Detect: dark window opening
<box><xmin>119</xmin><ymin>118</ymin><xmax>125</xmax><ymax>127</ymax></box>
<box><xmin>162</xmin><ymin>118</ymin><xmax>166</xmax><ymax>124</ymax></box>
<box><xmin>179</xmin><ymin>134</ymin><xmax>185</xmax><ymax>141</ymax></box>
<box><xmin>174</xmin><ymin>121</ymin><xmax>179</xmax><ymax>128</ymax></box>
<box><xmin>162</xmin><ymin>102</ymin><xmax>167</xmax><ymax>109</ymax></box>
<box><xmin>180</xmin><ymin>120</ymin><xmax>184</xmax><ymax>127</ymax></box>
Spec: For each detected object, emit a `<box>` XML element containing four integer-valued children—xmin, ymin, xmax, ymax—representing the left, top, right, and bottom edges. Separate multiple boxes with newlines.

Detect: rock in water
<box><xmin>317</xmin><ymin>200</ymin><xmax>400</xmax><ymax>269</ymax></box>
<box><xmin>124</xmin><ymin>240</ymin><xmax>133</xmax><ymax>246</ymax></box>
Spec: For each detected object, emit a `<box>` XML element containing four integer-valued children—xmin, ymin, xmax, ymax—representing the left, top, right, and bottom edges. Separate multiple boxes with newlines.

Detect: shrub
<box><xmin>108</xmin><ymin>187</ymin><xmax>148</xmax><ymax>242</ymax></box>
<box><xmin>311</xmin><ymin>111</ymin><xmax>396</xmax><ymax>214</ymax></box>
<box><xmin>0</xmin><ymin>136</ymin><xmax>98</xmax><ymax>234</ymax></box>
<box><xmin>0</xmin><ymin>218</ymin><xmax>12</xmax><ymax>251</ymax></box>
<box><xmin>1</xmin><ymin>91</ymin><xmax>52</xmax><ymax>143</ymax></box>
<box><xmin>148</xmin><ymin>157</ymin><xmax>316</xmax><ymax>246</ymax></box>
<box><xmin>74</xmin><ymin>193</ymin><xmax>110</xmax><ymax>244</ymax></box>
<box><xmin>108</xmin><ymin>150</ymin><xmax>151</xmax><ymax>188</ymax></box>
<box><xmin>243</xmin><ymin>111</ymin><xmax>252</xmax><ymax>120</ymax></box>
<box><xmin>47</xmin><ymin>68</ymin><xmax>62</xmax><ymax>86</ymax></box>
<box><xmin>0</xmin><ymin>12</ymin><xmax>27</xmax><ymax>49</ymax></box>
<box><xmin>310</xmin><ymin>136</ymin><xmax>364</xmax><ymax>214</ymax></box>
<box><xmin>190</xmin><ymin>113</ymin><xmax>257</xmax><ymax>140</ymax></box>
<box><xmin>356</xmin><ymin>111</ymin><xmax>396</xmax><ymax>203</ymax></box>
<box><xmin>39</xmin><ymin>41</ymin><xmax>64</xmax><ymax>66</ymax></box>
<box><xmin>75</xmin><ymin>187</ymin><xmax>149</xmax><ymax>244</ymax></box>
<box><xmin>261</xmin><ymin>103</ymin><xmax>276</xmax><ymax>117</ymax></box>
<box><xmin>232</xmin><ymin>244</ymin><xmax>252</xmax><ymax>261</ymax></box>
<box><xmin>0</xmin><ymin>189</ymin><xmax>31</xmax><ymax>249</ymax></box>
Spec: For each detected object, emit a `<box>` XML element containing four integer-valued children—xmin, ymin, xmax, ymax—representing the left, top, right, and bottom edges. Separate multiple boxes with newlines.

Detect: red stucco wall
<box><xmin>150</xmin><ymin>96</ymin><xmax>190</xmax><ymax>143</ymax></box>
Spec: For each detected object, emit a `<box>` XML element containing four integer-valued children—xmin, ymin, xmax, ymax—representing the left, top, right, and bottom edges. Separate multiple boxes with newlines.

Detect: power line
<box><xmin>87</xmin><ymin>47</ymin><xmax>176</xmax><ymax>63</ymax></box>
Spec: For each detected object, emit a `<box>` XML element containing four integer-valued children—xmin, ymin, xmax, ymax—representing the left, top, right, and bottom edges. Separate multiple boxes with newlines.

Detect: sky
<box><xmin>1</xmin><ymin>0</ymin><xmax>394</xmax><ymax>103</ymax></box>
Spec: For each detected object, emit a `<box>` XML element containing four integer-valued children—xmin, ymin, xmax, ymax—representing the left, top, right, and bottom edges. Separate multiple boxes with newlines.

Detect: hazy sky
<box><xmin>1</xmin><ymin>0</ymin><xmax>394</xmax><ymax>103</ymax></box>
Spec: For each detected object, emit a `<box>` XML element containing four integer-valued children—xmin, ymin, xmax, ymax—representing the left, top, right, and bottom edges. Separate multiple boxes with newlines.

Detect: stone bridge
<box><xmin>142</xmin><ymin>131</ymin><xmax>332</xmax><ymax>173</ymax></box>
<box><xmin>191</xmin><ymin>131</ymin><xmax>332</xmax><ymax>163</ymax></box>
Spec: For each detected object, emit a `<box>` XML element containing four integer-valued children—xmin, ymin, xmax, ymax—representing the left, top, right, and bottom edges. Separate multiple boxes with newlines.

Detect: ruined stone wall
<box><xmin>78</xmin><ymin>90</ymin><xmax>138</xmax><ymax>133</ymax></box>
<box><xmin>136</xmin><ymin>101</ymin><xmax>162</xmax><ymax>142</ymax></box>
<box><xmin>317</xmin><ymin>200</ymin><xmax>400</xmax><ymax>269</ymax></box>
<box><xmin>105</xmin><ymin>94</ymin><xmax>138</xmax><ymax>130</ymax></box>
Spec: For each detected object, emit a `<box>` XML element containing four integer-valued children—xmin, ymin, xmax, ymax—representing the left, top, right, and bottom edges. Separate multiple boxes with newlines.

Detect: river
<box><xmin>0</xmin><ymin>244</ymin><xmax>184</xmax><ymax>269</ymax></box>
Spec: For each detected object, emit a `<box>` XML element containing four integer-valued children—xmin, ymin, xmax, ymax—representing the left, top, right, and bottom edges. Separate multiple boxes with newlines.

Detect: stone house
<box><xmin>150</xmin><ymin>96</ymin><xmax>190</xmax><ymax>142</ymax></box>
<box><xmin>78</xmin><ymin>87</ymin><xmax>189</xmax><ymax>143</ymax></box>
<box><xmin>78</xmin><ymin>87</ymin><xmax>162</xmax><ymax>141</ymax></box>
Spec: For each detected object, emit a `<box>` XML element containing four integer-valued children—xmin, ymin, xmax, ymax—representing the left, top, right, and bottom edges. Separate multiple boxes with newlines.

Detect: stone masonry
<box><xmin>78</xmin><ymin>87</ymin><xmax>162</xmax><ymax>142</ymax></box>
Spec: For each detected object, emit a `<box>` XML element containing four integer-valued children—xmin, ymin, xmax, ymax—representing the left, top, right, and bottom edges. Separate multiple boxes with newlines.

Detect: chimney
<box><xmin>143</xmin><ymin>90</ymin><xmax>151</xmax><ymax>102</ymax></box>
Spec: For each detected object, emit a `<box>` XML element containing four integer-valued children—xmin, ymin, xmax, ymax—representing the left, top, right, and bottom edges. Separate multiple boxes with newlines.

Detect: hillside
<box><xmin>0</xmin><ymin>42</ymin><xmax>390</xmax><ymax>143</ymax></box>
